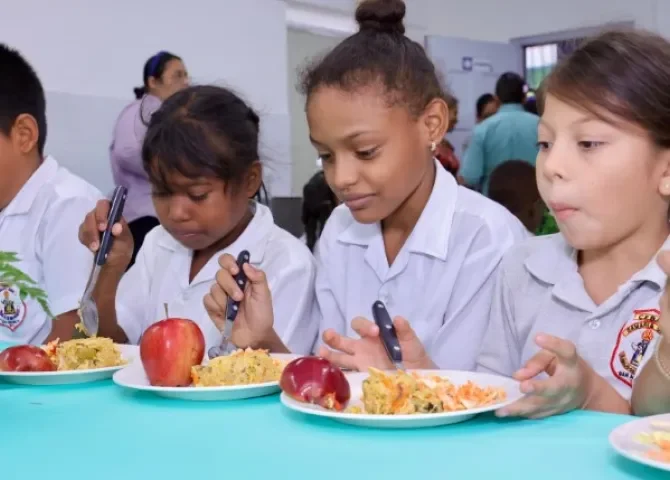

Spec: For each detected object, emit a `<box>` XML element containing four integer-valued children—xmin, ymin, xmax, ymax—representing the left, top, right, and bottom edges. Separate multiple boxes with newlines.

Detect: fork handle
<box><xmin>95</xmin><ymin>186</ymin><xmax>128</xmax><ymax>266</ymax></box>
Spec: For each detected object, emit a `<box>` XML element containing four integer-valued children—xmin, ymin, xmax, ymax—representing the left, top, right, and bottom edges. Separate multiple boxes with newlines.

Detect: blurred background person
<box><xmin>109</xmin><ymin>51</ymin><xmax>189</xmax><ymax>268</ymax></box>
<box><xmin>461</xmin><ymin>72</ymin><xmax>539</xmax><ymax>194</ymax></box>
<box><xmin>487</xmin><ymin>160</ymin><xmax>544</xmax><ymax>234</ymax></box>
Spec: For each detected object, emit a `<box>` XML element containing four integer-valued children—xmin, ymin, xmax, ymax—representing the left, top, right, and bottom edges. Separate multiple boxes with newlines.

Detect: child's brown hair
<box><xmin>488</xmin><ymin>160</ymin><xmax>543</xmax><ymax>233</ymax></box>
<box><xmin>539</xmin><ymin>29</ymin><xmax>670</xmax><ymax>148</ymax></box>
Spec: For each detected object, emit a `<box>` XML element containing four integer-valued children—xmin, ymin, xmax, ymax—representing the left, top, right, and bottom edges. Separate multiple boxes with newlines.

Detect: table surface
<box><xmin>0</xmin><ymin>348</ymin><xmax>665</xmax><ymax>479</ymax></box>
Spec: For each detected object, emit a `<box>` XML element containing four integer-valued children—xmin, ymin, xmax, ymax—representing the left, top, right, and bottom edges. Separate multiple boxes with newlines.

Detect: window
<box><xmin>524</xmin><ymin>43</ymin><xmax>558</xmax><ymax>90</ymax></box>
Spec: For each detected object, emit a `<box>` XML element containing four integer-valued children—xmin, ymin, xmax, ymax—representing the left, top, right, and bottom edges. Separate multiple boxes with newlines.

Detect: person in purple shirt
<box><xmin>110</xmin><ymin>51</ymin><xmax>189</xmax><ymax>267</ymax></box>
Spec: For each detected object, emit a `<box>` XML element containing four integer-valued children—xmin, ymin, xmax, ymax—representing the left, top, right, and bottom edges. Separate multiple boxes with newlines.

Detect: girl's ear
<box><xmin>147</xmin><ymin>77</ymin><xmax>159</xmax><ymax>90</ymax></box>
<box><xmin>420</xmin><ymin>97</ymin><xmax>449</xmax><ymax>148</ymax></box>
<box><xmin>245</xmin><ymin>160</ymin><xmax>263</xmax><ymax>198</ymax></box>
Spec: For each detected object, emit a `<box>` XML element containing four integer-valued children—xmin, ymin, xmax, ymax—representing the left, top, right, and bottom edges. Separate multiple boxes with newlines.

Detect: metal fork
<box><xmin>79</xmin><ymin>187</ymin><xmax>127</xmax><ymax>337</ymax></box>
<box><xmin>207</xmin><ymin>250</ymin><xmax>250</xmax><ymax>359</ymax></box>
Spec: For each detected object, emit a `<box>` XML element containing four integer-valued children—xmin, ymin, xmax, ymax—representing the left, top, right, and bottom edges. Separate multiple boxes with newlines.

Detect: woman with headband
<box><xmin>109</xmin><ymin>51</ymin><xmax>189</xmax><ymax>267</ymax></box>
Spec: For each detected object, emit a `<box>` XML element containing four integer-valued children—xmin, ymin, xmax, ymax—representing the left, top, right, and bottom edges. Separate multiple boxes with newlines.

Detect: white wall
<box><xmin>293</xmin><ymin>0</ymin><xmax>661</xmax><ymax>40</ymax></box>
<box><xmin>0</xmin><ymin>0</ymin><xmax>291</xmax><ymax>196</ymax></box>
<box><xmin>3</xmin><ymin>0</ymin><xmax>666</xmax><ymax>197</ymax></box>
<box><xmin>287</xmin><ymin>29</ymin><xmax>340</xmax><ymax>196</ymax></box>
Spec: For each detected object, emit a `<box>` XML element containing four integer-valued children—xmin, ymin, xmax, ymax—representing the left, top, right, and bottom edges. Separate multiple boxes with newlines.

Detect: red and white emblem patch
<box><xmin>610</xmin><ymin>308</ymin><xmax>661</xmax><ymax>388</ymax></box>
<box><xmin>0</xmin><ymin>284</ymin><xmax>27</xmax><ymax>332</ymax></box>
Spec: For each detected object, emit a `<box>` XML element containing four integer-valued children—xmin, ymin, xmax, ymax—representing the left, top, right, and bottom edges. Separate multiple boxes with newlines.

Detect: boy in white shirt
<box><xmin>0</xmin><ymin>44</ymin><xmax>102</xmax><ymax>344</ymax></box>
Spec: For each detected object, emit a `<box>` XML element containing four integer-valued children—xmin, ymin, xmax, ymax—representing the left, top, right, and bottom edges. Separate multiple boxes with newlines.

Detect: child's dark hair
<box><xmin>488</xmin><ymin>160</ymin><xmax>541</xmax><ymax>232</ymax></box>
<box><xmin>0</xmin><ymin>44</ymin><xmax>47</xmax><ymax>156</ymax></box>
<box><xmin>496</xmin><ymin>72</ymin><xmax>526</xmax><ymax>104</ymax></box>
<box><xmin>302</xmin><ymin>171</ymin><xmax>337</xmax><ymax>251</ymax></box>
<box><xmin>142</xmin><ymin>85</ymin><xmax>262</xmax><ymax>195</ymax></box>
<box><xmin>476</xmin><ymin>93</ymin><xmax>495</xmax><ymax>119</ymax></box>
<box><xmin>134</xmin><ymin>51</ymin><xmax>182</xmax><ymax>99</ymax></box>
<box><xmin>538</xmin><ymin>29</ymin><xmax>670</xmax><ymax>149</ymax></box>
<box><xmin>300</xmin><ymin>0</ymin><xmax>445</xmax><ymax>116</ymax></box>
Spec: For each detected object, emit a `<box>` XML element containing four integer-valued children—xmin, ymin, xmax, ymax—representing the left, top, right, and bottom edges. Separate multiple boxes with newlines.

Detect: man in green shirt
<box><xmin>461</xmin><ymin>72</ymin><xmax>539</xmax><ymax>194</ymax></box>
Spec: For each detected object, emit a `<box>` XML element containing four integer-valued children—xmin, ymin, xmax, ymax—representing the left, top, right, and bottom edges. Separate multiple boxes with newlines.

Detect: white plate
<box><xmin>609</xmin><ymin>413</ymin><xmax>670</xmax><ymax>472</ymax></box>
<box><xmin>0</xmin><ymin>344</ymin><xmax>138</xmax><ymax>386</ymax></box>
<box><xmin>281</xmin><ymin>369</ymin><xmax>522</xmax><ymax>429</ymax></box>
<box><xmin>113</xmin><ymin>353</ymin><xmax>298</xmax><ymax>401</ymax></box>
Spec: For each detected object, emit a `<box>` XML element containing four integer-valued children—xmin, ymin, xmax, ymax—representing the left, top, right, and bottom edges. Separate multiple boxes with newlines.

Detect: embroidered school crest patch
<box><xmin>0</xmin><ymin>284</ymin><xmax>27</xmax><ymax>332</ymax></box>
<box><xmin>610</xmin><ymin>309</ymin><xmax>661</xmax><ymax>387</ymax></box>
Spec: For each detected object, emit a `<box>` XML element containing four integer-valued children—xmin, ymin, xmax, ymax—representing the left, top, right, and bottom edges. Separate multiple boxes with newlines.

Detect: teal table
<box><xmin>0</xmin><ymin>347</ymin><xmax>664</xmax><ymax>479</ymax></box>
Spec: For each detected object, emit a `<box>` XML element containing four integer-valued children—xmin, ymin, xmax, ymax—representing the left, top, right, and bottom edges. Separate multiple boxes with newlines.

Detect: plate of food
<box><xmin>114</xmin><ymin>348</ymin><xmax>297</xmax><ymax>401</ymax></box>
<box><xmin>112</xmin><ymin>317</ymin><xmax>297</xmax><ymax>401</ymax></box>
<box><xmin>279</xmin><ymin>357</ymin><xmax>521</xmax><ymax>428</ymax></box>
<box><xmin>0</xmin><ymin>337</ymin><xmax>135</xmax><ymax>385</ymax></box>
<box><xmin>609</xmin><ymin>413</ymin><xmax>670</xmax><ymax>472</ymax></box>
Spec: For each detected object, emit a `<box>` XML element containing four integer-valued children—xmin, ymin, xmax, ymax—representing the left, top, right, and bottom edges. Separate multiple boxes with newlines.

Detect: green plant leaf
<box><xmin>0</xmin><ymin>251</ymin><xmax>53</xmax><ymax>318</ymax></box>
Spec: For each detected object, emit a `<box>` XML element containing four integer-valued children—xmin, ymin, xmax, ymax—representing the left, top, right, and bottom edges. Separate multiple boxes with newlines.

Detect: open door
<box><xmin>425</xmin><ymin>36</ymin><xmax>523</xmax><ymax>159</ymax></box>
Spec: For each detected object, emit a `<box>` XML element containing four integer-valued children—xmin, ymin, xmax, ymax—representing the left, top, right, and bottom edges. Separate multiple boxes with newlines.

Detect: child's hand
<box><xmin>203</xmin><ymin>253</ymin><xmax>275</xmax><ymax>349</ymax></box>
<box><xmin>318</xmin><ymin>316</ymin><xmax>435</xmax><ymax>371</ymax></box>
<box><xmin>496</xmin><ymin>334</ymin><xmax>595</xmax><ymax>419</ymax></box>
<box><xmin>78</xmin><ymin>199</ymin><xmax>133</xmax><ymax>273</ymax></box>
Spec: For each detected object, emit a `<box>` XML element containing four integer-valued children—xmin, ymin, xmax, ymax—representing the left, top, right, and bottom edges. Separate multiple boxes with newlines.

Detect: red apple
<box><xmin>280</xmin><ymin>356</ymin><xmax>350</xmax><ymax>411</ymax></box>
<box><xmin>140</xmin><ymin>318</ymin><xmax>205</xmax><ymax>387</ymax></box>
<box><xmin>0</xmin><ymin>345</ymin><xmax>56</xmax><ymax>372</ymax></box>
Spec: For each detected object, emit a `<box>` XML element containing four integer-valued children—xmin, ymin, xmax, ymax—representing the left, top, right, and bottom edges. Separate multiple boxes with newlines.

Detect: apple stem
<box><xmin>164</xmin><ymin>303</ymin><xmax>169</xmax><ymax>319</ymax></box>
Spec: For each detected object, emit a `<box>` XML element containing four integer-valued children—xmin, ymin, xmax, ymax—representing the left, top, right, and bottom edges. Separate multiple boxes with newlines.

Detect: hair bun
<box><xmin>355</xmin><ymin>0</ymin><xmax>406</xmax><ymax>35</ymax></box>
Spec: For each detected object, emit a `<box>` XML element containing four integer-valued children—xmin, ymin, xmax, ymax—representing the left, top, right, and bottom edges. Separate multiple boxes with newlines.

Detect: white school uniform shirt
<box><xmin>312</xmin><ymin>159</ymin><xmax>529</xmax><ymax>369</ymax></box>
<box><xmin>476</xmin><ymin>233</ymin><xmax>668</xmax><ymax>401</ymax></box>
<box><xmin>116</xmin><ymin>202</ymin><xmax>317</xmax><ymax>354</ymax></box>
<box><xmin>0</xmin><ymin>156</ymin><xmax>102</xmax><ymax>344</ymax></box>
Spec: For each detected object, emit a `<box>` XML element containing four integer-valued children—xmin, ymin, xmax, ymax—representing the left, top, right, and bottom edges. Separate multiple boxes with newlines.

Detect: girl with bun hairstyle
<box><xmin>205</xmin><ymin>0</ymin><xmax>526</xmax><ymax>369</ymax></box>
<box><xmin>110</xmin><ymin>51</ymin><xmax>189</xmax><ymax>268</ymax></box>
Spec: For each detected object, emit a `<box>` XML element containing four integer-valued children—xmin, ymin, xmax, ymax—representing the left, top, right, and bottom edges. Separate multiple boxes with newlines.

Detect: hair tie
<box><xmin>149</xmin><ymin>51</ymin><xmax>166</xmax><ymax>77</ymax></box>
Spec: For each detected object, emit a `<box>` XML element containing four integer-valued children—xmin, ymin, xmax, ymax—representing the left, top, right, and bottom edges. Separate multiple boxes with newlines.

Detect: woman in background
<box><xmin>109</xmin><ymin>51</ymin><xmax>189</xmax><ymax>268</ymax></box>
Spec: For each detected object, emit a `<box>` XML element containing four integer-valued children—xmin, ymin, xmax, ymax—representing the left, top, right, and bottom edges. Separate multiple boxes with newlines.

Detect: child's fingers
<box><xmin>217</xmin><ymin>253</ymin><xmax>240</xmax><ymax>275</ymax></box>
<box><xmin>94</xmin><ymin>199</ymin><xmax>111</xmax><ymax>229</ymax></box>
<box><xmin>79</xmin><ymin>212</ymin><xmax>101</xmax><ymax>251</ymax></box>
<box><xmin>351</xmin><ymin>317</ymin><xmax>379</xmax><ymax>338</ymax></box>
<box><xmin>535</xmin><ymin>334</ymin><xmax>577</xmax><ymax>363</ymax></box>
<box><xmin>393</xmin><ymin>316</ymin><xmax>420</xmax><ymax>344</ymax></box>
<box><xmin>203</xmin><ymin>293</ymin><xmax>226</xmax><ymax>330</ymax></box>
<box><xmin>318</xmin><ymin>346</ymin><xmax>360</xmax><ymax>372</ymax></box>
<box><xmin>519</xmin><ymin>376</ymin><xmax>562</xmax><ymax>398</ymax></box>
<box><xmin>496</xmin><ymin>394</ymin><xmax>547</xmax><ymax>418</ymax></box>
<box><xmin>208</xmin><ymin>283</ymin><xmax>229</xmax><ymax>312</ymax></box>
<box><xmin>214</xmin><ymin>266</ymin><xmax>244</xmax><ymax>302</ymax></box>
<box><xmin>111</xmin><ymin>221</ymin><xmax>125</xmax><ymax>237</ymax></box>
<box><xmin>242</xmin><ymin>263</ymin><xmax>267</xmax><ymax>285</ymax></box>
<box><xmin>513</xmin><ymin>350</ymin><xmax>555</xmax><ymax>381</ymax></box>
<box><xmin>322</xmin><ymin>329</ymin><xmax>357</xmax><ymax>355</ymax></box>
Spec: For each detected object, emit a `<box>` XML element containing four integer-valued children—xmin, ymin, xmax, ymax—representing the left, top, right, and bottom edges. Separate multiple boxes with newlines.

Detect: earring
<box><xmin>430</xmin><ymin>141</ymin><xmax>437</xmax><ymax>153</ymax></box>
